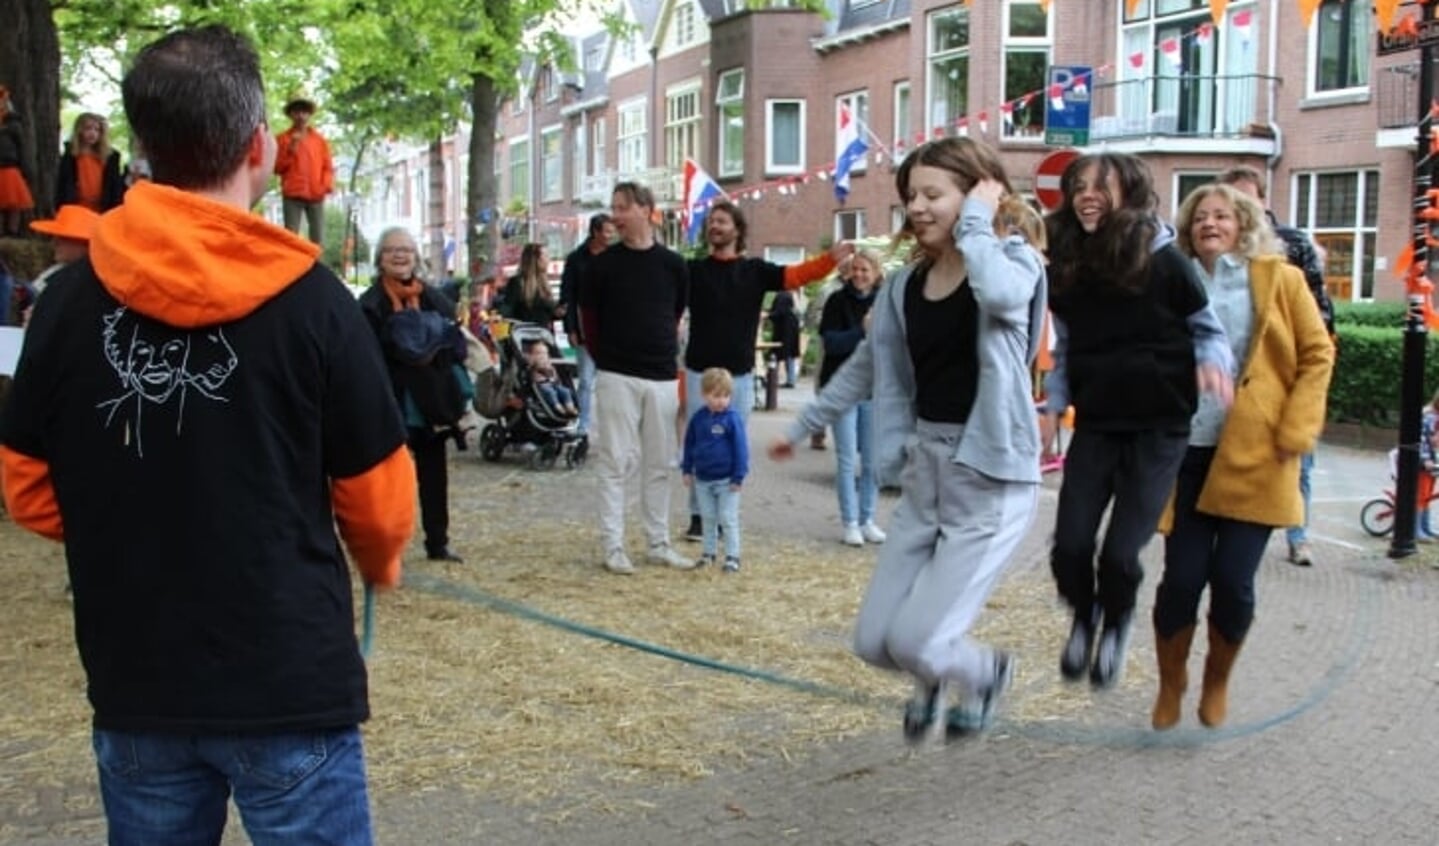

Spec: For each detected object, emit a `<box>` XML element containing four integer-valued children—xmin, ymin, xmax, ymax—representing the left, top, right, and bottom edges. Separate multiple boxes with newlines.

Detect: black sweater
<box><xmin>580</xmin><ymin>242</ymin><xmax>688</xmax><ymax>380</ymax></box>
<box><xmin>685</xmin><ymin>256</ymin><xmax>785</xmax><ymax>375</ymax></box>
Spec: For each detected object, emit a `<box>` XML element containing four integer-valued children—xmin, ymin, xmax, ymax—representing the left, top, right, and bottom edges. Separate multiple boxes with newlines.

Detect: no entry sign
<box><xmin>1034</xmin><ymin>148</ymin><xmax>1080</xmax><ymax>212</ymax></box>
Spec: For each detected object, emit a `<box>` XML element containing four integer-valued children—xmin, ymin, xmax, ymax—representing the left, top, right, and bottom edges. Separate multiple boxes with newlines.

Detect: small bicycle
<box><xmin>1359</xmin><ymin>449</ymin><xmax>1439</xmax><ymax>537</ymax></box>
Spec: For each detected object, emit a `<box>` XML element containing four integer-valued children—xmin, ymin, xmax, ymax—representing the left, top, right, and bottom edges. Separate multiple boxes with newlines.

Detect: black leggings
<box><xmin>409</xmin><ymin>429</ymin><xmax>450</xmax><ymax>554</ymax></box>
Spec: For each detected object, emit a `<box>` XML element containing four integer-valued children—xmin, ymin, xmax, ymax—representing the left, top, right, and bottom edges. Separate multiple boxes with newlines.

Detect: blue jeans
<box><xmin>576</xmin><ymin>346</ymin><xmax>597</xmax><ymax>434</ymax></box>
<box><xmin>1284</xmin><ymin>451</ymin><xmax>1315</xmax><ymax>546</ymax></box>
<box><xmin>694</xmin><ymin>478</ymin><xmax>742</xmax><ymax>558</ymax></box>
<box><xmin>833</xmin><ymin>401</ymin><xmax>877</xmax><ymax>526</ymax></box>
<box><xmin>536</xmin><ymin>381</ymin><xmax>574</xmax><ymax>411</ymax></box>
<box><xmin>685</xmin><ymin>368</ymin><xmax>754</xmax><ymax>518</ymax></box>
<box><xmin>93</xmin><ymin>726</ymin><xmax>372</xmax><ymax>846</ymax></box>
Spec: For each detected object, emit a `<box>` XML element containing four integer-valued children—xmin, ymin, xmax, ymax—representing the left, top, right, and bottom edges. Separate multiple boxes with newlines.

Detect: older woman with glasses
<box><xmin>1151</xmin><ymin>184</ymin><xmax>1333</xmax><ymax>731</ymax></box>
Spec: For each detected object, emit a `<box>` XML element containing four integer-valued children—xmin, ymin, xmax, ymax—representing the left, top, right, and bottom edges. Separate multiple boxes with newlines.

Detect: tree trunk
<box><xmin>467</xmin><ymin>73</ymin><xmax>500</xmax><ymax>283</ymax></box>
<box><xmin>0</xmin><ymin>0</ymin><xmax>61</xmax><ymax>220</ymax></box>
<box><xmin>427</xmin><ymin>136</ymin><xmax>445</xmax><ymax>276</ymax></box>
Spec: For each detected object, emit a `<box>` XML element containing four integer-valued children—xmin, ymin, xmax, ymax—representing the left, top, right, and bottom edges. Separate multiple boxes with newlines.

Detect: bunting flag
<box><xmin>1073</xmin><ymin>78</ymin><xmax>1089</xmax><ymax>97</ymax></box>
<box><xmin>1298</xmin><ymin>0</ymin><xmax>1322</xmax><ymax>27</ymax></box>
<box><xmin>956</xmin><ymin>116</ymin><xmax>969</xmax><ymax>137</ymax></box>
<box><xmin>1160</xmin><ymin>37</ymin><xmax>1183</xmax><ymax>69</ymax></box>
<box><xmin>1049</xmin><ymin>83</ymin><xmax>1065</xmax><ymax>111</ymax></box>
<box><xmin>1375</xmin><ymin>0</ymin><xmax>1402</xmax><ymax>34</ymax></box>
<box><xmin>1209</xmin><ymin>0</ymin><xmax>1229</xmax><ymax>25</ymax></box>
<box><xmin>978</xmin><ymin>111</ymin><xmax>989</xmax><ymax>135</ymax></box>
<box><xmin>833</xmin><ymin>102</ymin><xmax>869</xmax><ymax>204</ymax></box>
<box><xmin>1232</xmin><ymin>8</ymin><xmax>1253</xmax><ymax>43</ymax></box>
<box><xmin>1195</xmin><ymin>22</ymin><xmax>1214</xmax><ymax>47</ymax></box>
<box><xmin>1126</xmin><ymin>0</ymin><xmax>1144</xmax><ymax>15</ymax></box>
<box><xmin>1129</xmin><ymin>50</ymin><xmax>1146</xmax><ymax>70</ymax></box>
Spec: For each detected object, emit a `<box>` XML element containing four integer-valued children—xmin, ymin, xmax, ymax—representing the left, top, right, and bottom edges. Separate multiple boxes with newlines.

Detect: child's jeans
<box><xmin>694</xmin><ymin>478</ymin><xmax>741</xmax><ymax>559</ymax></box>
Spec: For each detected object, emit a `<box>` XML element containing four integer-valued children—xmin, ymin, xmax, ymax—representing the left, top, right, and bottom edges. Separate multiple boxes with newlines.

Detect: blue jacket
<box><xmin>682</xmin><ymin>406</ymin><xmax>749</xmax><ymax>484</ymax></box>
<box><xmin>787</xmin><ymin>196</ymin><xmax>1048</xmax><ymax>486</ymax></box>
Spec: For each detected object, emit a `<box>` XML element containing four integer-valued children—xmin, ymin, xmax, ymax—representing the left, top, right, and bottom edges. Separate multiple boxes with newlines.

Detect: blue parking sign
<box><xmin>1044</xmin><ymin>65</ymin><xmax>1092</xmax><ymax>147</ymax></box>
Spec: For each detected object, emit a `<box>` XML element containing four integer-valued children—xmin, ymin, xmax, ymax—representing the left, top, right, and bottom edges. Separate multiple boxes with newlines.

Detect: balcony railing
<box><xmin>1088</xmin><ymin>73</ymin><xmax>1279</xmax><ymax>141</ymax></box>
<box><xmin>1378</xmin><ymin>62</ymin><xmax>1422</xmax><ymax>130</ymax></box>
<box><xmin>579</xmin><ymin>167</ymin><xmax>681</xmax><ymax>206</ymax></box>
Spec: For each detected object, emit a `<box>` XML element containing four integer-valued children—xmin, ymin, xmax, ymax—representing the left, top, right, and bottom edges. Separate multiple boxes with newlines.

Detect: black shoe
<box><xmin>1089</xmin><ymin>609</ymin><xmax>1134</xmax><ymax>689</ymax></box>
<box><xmin>684</xmin><ymin>515</ymin><xmax>703</xmax><ymax>542</ymax></box>
<box><xmin>903</xmin><ymin>684</ymin><xmax>941</xmax><ymax>745</ymax></box>
<box><xmin>1060</xmin><ymin>603</ymin><xmax>1101</xmax><ymax>681</ymax></box>
<box><xmin>426</xmin><ymin>546</ymin><xmax>464</xmax><ymax>563</ymax></box>
<box><xmin>947</xmin><ymin>651</ymin><xmax>1014</xmax><ymax>740</ymax></box>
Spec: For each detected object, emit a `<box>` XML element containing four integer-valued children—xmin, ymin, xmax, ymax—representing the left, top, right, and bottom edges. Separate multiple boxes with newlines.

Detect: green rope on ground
<box><xmin>361</xmin><ymin>583</ymin><xmax>375</xmax><ymax>659</ymax></box>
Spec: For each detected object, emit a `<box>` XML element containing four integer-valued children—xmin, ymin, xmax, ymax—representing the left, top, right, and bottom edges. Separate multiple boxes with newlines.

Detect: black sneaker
<box><xmin>902</xmin><ymin>684</ymin><xmax>941</xmax><ymax>744</ymax></box>
<box><xmin>1060</xmin><ymin>603</ymin><xmax>1101</xmax><ymax>681</ymax></box>
<box><xmin>684</xmin><ymin>515</ymin><xmax>703</xmax><ymax>542</ymax></box>
<box><xmin>1089</xmin><ymin>609</ymin><xmax>1133</xmax><ymax>689</ymax></box>
<box><xmin>946</xmin><ymin>652</ymin><xmax>1014</xmax><ymax>740</ymax></box>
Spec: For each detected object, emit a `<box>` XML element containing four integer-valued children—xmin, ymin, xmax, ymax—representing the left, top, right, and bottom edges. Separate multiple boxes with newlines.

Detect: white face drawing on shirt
<box><xmin>97</xmin><ymin>307</ymin><xmax>238</xmax><ymax>456</ymax></box>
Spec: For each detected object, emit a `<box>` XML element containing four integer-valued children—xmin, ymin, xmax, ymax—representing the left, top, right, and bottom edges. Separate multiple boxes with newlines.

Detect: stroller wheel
<box><xmin>480</xmin><ymin>424</ymin><xmax>506</xmax><ymax>462</ymax></box>
<box><xmin>530</xmin><ymin>442</ymin><xmax>559</xmax><ymax>471</ymax></box>
<box><xmin>566</xmin><ymin>436</ymin><xmax>589</xmax><ymax>469</ymax></box>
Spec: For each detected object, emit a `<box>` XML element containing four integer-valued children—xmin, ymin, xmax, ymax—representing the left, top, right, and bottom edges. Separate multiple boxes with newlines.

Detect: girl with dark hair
<box><xmin>500</xmin><ymin>242</ymin><xmax>561</xmax><ymax>329</ymax></box>
<box><xmin>1040</xmin><ymin>152</ymin><xmax>1234</xmax><ymax>690</ymax></box>
<box><xmin>56</xmin><ymin>112</ymin><xmax>126</xmax><ymax>213</ymax></box>
<box><xmin>771</xmin><ymin>137</ymin><xmax>1047</xmax><ymax>742</ymax></box>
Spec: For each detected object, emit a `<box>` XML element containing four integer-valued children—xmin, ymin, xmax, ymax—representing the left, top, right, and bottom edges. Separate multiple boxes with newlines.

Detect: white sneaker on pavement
<box><xmin>861</xmin><ymin>521</ymin><xmax>887</xmax><ymax>543</ymax></box>
<box><xmin>604</xmin><ymin>548</ymin><xmax>635</xmax><ymax>575</ymax></box>
<box><xmin>842</xmin><ymin>524</ymin><xmax>864</xmax><ymax>547</ymax></box>
<box><xmin>647</xmin><ymin>543</ymin><xmax>697</xmax><ymax>570</ymax></box>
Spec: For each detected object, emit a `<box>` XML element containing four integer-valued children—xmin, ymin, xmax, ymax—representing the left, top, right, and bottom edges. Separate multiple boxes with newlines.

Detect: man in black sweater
<box><xmin>559</xmin><ymin>212</ymin><xmax>614</xmax><ymax>435</ymax></box>
<box><xmin>579</xmin><ymin>182</ymin><xmax>693</xmax><ymax>574</ymax></box>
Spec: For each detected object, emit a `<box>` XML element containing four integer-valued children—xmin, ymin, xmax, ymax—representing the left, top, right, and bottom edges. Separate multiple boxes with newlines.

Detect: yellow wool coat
<box><xmin>1161</xmin><ymin>254</ymin><xmax>1335</xmax><ymax>531</ymax></box>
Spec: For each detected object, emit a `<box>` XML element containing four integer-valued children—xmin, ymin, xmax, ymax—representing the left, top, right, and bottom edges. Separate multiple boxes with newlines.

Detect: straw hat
<box><xmin>30</xmin><ymin>205</ymin><xmax>101</xmax><ymax>241</ymax></box>
<box><xmin>284</xmin><ymin>94</ymin><xmax>318</xmax><ymax>116</ymax></box>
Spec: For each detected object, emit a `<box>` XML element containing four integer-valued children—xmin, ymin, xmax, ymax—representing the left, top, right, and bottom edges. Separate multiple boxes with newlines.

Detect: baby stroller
<box><xmin>472</xmin><ymin>320</ymin><xmax>588</xmax><ymax>470</ymax></box>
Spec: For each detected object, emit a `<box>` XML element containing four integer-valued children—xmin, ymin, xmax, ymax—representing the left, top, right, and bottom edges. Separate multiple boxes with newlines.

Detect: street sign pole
<box><xmin>1390</xmin><ymin>1</ymin><xmax>1436</xmax><ymax>559</ymax></box>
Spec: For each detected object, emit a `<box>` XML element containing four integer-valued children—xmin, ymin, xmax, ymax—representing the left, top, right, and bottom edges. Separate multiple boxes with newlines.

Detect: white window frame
<box><xmin>674</xmin><ymin>2</ymin><xmax>696</xmax><ymax>47</ymax></box>
<box><xmin>834</xmin><ymin>209</ymin><xmax>866</xmax><ymax>242</ymax></box>
<box><xmin>508</xmin><ymin>136</ymin><xmax>530</xmax><ymax>205</ymax></box>
<box><xmin>540</xmin><ymin>125</ymin><xmax>563</xmax><ymax>203</ymax></box>
<box><xmin>1001</xmin><ymin>0</ymin><xmax>1051</xmax><ymax>142</ymax></box>
<box><xmin>926</xmin><ymin>6</ymin><xmax>970</xmax><ymax>135</ymax></box>
<box><xmin>618</xmin><ymin>99</ymin><xmax>648</xmax><ymax>174</ymax></box>
<box><xmin>592</xmin><ymin>117</ymin><xmax>607</xmax><ymax>176</ymax></box>
<box><xmin>765</xmin><ymin>98</ymin><xmax>806</xmax><ymax>175</ymax></box>
<box><xmin>543</xmin><ymin>69</ymin><xmax>559</xmax><ymax>103</ymax></box>
<box><xmin>717</xmin><ymin>69</ymin><xmax>745</xmax><ymax>178</ymax></box>
<box><xmin>1172</xmin><ymin>171</ymin><xmax>1218</xmax><ymax>218</ymax></box>
<box><xmin>892</xmin><ymin>81</ymin><xmax>911</xmax><ymax>150</ymax></box>
<box><xmin>666</xmin><ymin>81</ymin><xmax>703</xmax><ymax>173</ymax></box>
<box><xmin>764</xmin><ymin>245</ymin><xmax>806</xmax><ymax>265</ymax></box>
<box><xmin>835</xmin><ymin>90</ymin><xmax>869</xmax><ymax>175</ymax></box>
<box><xmin>571</xmin><ymin>121</ymin><xmax>586</xmax><ymax>198</ymax></box>
<box><xmin>1291</xmin><ymin>169</ymin><xmax>1381</xmax><ymax>302</ymax></box>
<box><xmin>1305</xmin><ymin>0</ymin><xmax>1372</xmax><ymax>98</ymax></box>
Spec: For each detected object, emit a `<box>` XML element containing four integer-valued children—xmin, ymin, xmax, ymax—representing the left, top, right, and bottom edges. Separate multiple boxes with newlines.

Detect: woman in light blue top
<box><xmin>770</xmin><ymin>138</ymin><xmax>1047</xmax><ymax>742</ymax></box>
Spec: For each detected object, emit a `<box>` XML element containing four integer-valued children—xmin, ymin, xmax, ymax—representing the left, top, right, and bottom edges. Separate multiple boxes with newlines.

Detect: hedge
<box><xmin>1329</xmin><ymin>322</ymin><xmax>1439</xmax><ymax>425</ymax></box>
<box><xmin>1332</xmin><ymin>300</ymin><xmax>1407</xmax><ymax>329</ymax></box>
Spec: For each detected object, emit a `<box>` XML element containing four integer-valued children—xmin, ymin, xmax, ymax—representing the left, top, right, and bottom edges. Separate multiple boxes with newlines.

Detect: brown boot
<box><xmin>1198</xmin><ymin>626</ymin><xmax>1244</xmax><ymax>728</ymax></box>
<box><xmin>1151</xmin><ymin>624</ymin><xmax>1195</xmax><ymax>730</ymax></box>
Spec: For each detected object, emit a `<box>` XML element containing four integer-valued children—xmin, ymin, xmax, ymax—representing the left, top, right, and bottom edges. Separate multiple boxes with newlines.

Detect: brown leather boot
<box><xmin>1198</xmin><ymin>626</ymin><xmax>1244</xmax><ymax>728</ymax></box>
<box><xmin>1151</xmin><ymin>624</ymin><xmax>1195</xmax><ymax>730</ymax></box>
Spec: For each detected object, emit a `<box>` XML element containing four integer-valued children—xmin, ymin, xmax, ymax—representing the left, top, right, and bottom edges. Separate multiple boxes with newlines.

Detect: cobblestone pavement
<box><xmin>8</xmin><ymin>382</ymin><xmax>1436</xmax><ymax>845</ymax></box>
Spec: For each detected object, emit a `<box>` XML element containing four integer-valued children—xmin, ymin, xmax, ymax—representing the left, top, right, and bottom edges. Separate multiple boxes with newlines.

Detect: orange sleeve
<box><xmin>319</xmin><ymin>135</ymin><xmax>335</xmax><ymax>194</ymax></box>
<box><xmin>782</xmin><ymin>253</ymin><xmax>838</xmax><ymax>290</ymax></box>
<box><xmin>273</xmin><ymin>131</ymin><xmax>294</xmax><ymax>176</ymax></box>
<box><xmin>0</xmin><ymin>445</ymin><xmax>64</xmax><ymax>542</ymax></box>
<box><xmin>330</xmin><ymin>445</ymin><xmax>417</xmax><ymax>588</ymax></box>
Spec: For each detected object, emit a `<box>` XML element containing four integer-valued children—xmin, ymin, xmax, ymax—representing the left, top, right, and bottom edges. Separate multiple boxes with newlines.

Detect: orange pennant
<box><xmin>1126</xmin><ymin>0</ymin><xmax>1144</xmax><ymax>16</ymax></box>
<box><xmin>1298</xmin><ymin>0</ymin><xmax>1322</xmax><ymax>26</ymax></box>
<box><xmin>1040</xmin><ymin>0</ymin><xmax>1051</xmax><ymax>12</ymax></box>
<box><xmin>1375</xmin><ymin>0</ymin><xmax>1403</xmax><ymax>33</ymax></box>
<box><xmin>1398</xmin><ymin>14</ymin><xmax>1421</xmax><ymax>38</ymax></box>
<box><xmin>1210</xmin><ymin>0</ymin><xmax>1229</xmax><ymax>24</ymax></box>
<box><xmin>1395</xmin><ymin>242</ymin><xmax>1415</xmax><ymax>279</ymax></box>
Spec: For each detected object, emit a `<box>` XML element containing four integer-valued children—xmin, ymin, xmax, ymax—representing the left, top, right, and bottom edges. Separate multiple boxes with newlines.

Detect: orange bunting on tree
<box><xmin>1209</xmin><ymin>0</ymin><xmax>1229</xmax><ymax>24</ymax></box>
<box><xmin>1298</xmin><ymin>0</ymin><xmax>1323</xmax><ymax>26</ymax></box>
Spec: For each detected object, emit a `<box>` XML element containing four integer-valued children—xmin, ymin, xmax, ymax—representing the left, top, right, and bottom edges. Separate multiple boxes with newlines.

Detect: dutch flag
<box><xmin>834</xmin><ymin>103</ymin><xmax>869</xmax><ymax>204</ymax></box>
<box><xmin>682</xmin><ymin>158</ymin><xmax>726</xmax><ymax>244</ymax></box>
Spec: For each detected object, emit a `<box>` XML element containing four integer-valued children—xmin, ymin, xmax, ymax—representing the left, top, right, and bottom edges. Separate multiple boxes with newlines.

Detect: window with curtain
<box><xmin>1002</xmin><ymin>0</ymin><xmax>1050</xmax><ymax>140</ymax></box>
<box><xmin>893</xmin><ymin>81</ymin><xmax>911</xmax><ymax>150</ymax></box>
<box><xmin>717</xmin><ymin>69</ymin><xmax>745</xmax><ymax>178</ymax></box>
<box><xmin>1293</xmin><ymin>169</ymin><xmax>1380</xmax><ymax>301</ymax></box>
<box><xmin>1312</xmin><ymin>0</ymin><xmax>1371</xmax><ymax>94</ymax></box>
<box><xmin>618</xmin><ymin>101</ymin><xmax>647</xmax><ymax>174</ymax></box>
<box><xmin>766</xmin><ymin>99</ymin><xmax>804</xmax><ymax>174</ymax></box>
<box><xmin>927</xmin><ymin>7</ymin><xmax>969</xmax><ymax>134</ymax></box>
<box><xmin>592</xmin><ymin>117</ymin><xmax>607</xmax><ymax>177</ymax></box>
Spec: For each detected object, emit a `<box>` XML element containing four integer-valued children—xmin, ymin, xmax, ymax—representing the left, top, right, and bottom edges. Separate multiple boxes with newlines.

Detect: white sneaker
<box><xmin>842</xmin><ymin>524</ymin><xmax>864</xmax><ymax>547</ymax></box>
<box><xmin>604</xmin><ymin>548</ymin><xmax>634</xmax><ymax>575</ymax></box>
<box><xmin>860</xmin><ymin>521</ymin><xmax>887</xmax><ymax>543</ymax></box>
<box><xmin>647</xmin><ymin>543</ymin><xmax>696</xmax><ymax>570</ymax></box>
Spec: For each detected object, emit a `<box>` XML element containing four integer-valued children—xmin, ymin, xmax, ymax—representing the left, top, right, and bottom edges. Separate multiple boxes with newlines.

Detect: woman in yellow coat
<box><xmin>1152</xmin><ymin>184</ymin><xmax>1334</xmax><ymax>730</ymax></box>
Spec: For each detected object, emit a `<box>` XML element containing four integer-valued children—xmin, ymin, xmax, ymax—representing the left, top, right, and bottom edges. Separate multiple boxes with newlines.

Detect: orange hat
<box><xmin>30</xmin><ymin>205</ymin><xmax>101</xmax><ymax>241</ymax></box>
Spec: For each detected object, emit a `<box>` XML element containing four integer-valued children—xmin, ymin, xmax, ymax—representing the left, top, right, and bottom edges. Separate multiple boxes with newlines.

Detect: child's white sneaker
<box><xmin>842</xmin><ymin>524</ymin><xmax>864</xmax><ymax>547</ymax></box>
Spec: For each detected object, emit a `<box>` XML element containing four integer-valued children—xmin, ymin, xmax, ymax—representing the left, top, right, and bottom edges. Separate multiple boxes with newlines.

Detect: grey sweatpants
<box><xmin>853</xmin><ymin>420</ymin><xmax>1038</xmax><ymax>693</ymax></box>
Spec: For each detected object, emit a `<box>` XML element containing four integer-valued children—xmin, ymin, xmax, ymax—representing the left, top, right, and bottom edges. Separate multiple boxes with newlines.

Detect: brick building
<box><xmin>360</xmin><ymin>0</ymin><xmax>1412</xmax><ymax>303</ymax></box>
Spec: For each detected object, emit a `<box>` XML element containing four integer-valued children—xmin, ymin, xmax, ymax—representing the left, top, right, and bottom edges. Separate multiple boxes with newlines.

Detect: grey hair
<box><xmin>373</xmin><ymin>226</ymin><xmax>426</xmax><ymax>280</ymax></box>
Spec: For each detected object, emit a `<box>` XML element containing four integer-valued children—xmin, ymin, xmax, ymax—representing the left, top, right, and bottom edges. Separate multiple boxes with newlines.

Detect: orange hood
<box><xmin>90</xmin><ymin>182</ymin><xmax>321</xmax><ymax>328</ymax></box>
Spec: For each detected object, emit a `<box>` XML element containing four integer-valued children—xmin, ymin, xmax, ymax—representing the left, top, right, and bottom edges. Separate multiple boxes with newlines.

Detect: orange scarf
<box><xmin>75</xmin><ymin>154</ymin><xmax>103</xmax><ymax>211</ymax></box>
<box><xmin>382</xmin><ymin>275</ymin><xmax>422</xmax><ymax>311</ymax></box>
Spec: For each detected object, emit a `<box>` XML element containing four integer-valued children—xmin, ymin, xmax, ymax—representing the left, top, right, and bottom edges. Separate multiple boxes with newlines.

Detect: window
<box><xmin>1117</xmin><ymin>0</ymin><xmax>1258</xmax><ymax>138</ymax></box>
<box><xmin>893</xmin><ymin>81</ymin><xmax>911</xmax><ymax>150</ymax></box>
<box><xmin>717</xmin><ymin>69</ymin><xmax>745</xmax><ymax>178</ymax></box>
<box><xmin>618</xmin><ymin>100</ymin><xmax>647</xmax><ymax>173</ymax></box>
<box><xmin>508</xmin><ymin>138</ymin><xmax>530</xmax><ymax>205</ymax></box>
<box><xmin>764</xmin><ymin>246</ymin><xmax>806</xmax><ymax>265</ymax></box>
<box><xmin>674</xmin><ymin>2</ymin><xmax>696</xmax><ymax>47</ymax></box>
<box><xmin>1002</xmin><ymin>0</ymin><xmax>1050</xmax><ymax>140</ymax></box>
<box><xmin>1293</xmin><ymin>169</ymin><xmax>1380</xmax><ymax>301</ymax></box>
<box><xmin>890</xmin><ymin>204</ymin><xmax>907</xmax><ymax>234</ymax></box>
<box><xmin>1310</xmin><ymin>0</ymin><xmax>1371</xmax><ymax>95</ymax></box>
<box><xmin>585</xmin><ymin>46</ymin><xmax>603</xmax><ymax>72</ymax></box>
<box><xmin>571</xmin><ymin>121</ymin><xmax>586</xmax><ymax>198</ymax></box>
<box><xmin>834</xmin><ymin>209</ymin><xmax>866</xmax><ymax>242</ymax></box>
<box><xmin>540</xmin><ymin>126</ymin><xmax>563</xmax><ymax>202</ymax></box>
<box><xmin>543</xmin><ymin>69</ymin><xmax>558</xmax><ymax>103</ymax></box>
<box><xmin>766</xmin><ymin>99</ymin><xmax>805</xmax><ymax>174</ymax></box>
<box><xmin>927</xmin><ymin>7</ymin><xmax>970</xmax><ymax>134</ymax></box>
<box><xmin>1173</xmin><ymin>172</ymin><xmax>1216</xmax><ymax>216</ymax></box>
<box><xmin>592</xmin><ymin>117</ymin><xmax>607</xmax><ymax>176</ymax></box>
<box><xmin>835</xmin><ymin>90</ymin><xmax>869</xmax><ymax>175</ymax></box>
<box><xmin>666</xmin><ymin>83</ymin><xmax>702</xmax><ymax>173</ymax></box>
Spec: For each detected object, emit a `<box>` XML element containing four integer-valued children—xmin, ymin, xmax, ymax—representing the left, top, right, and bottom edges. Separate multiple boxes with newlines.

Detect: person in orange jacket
<box><xmin>274</xmin><ymin>95</ymin><xmax>334</xmax><ymax>246</ymax></box>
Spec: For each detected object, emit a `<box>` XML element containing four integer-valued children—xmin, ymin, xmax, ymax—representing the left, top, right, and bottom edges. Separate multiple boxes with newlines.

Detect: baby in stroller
<box><xmin>524</xmin><ymin>338</ymin><xmax>579</xmax><ymax>418</ymax></box>
<box><xmin>474</xmin><ymin>320</ymin><xmax>587</xmax><ymax>469</ymax></box>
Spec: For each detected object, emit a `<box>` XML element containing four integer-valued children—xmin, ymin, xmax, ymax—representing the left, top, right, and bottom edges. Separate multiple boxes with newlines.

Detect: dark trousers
<box><xmin>410</xmin><ymin>429</ymin><xmax>449</xmax><ymax>554</ymax></box>
<box><xmin>1051</xmin><ymin>428</ymin><xmax>1189</xmax><ymax>618</ymax></box>
<box><xmin>1155</xmin><ymin>447</ymin><xmax>1272</xmax><ymax>642</ymax></box>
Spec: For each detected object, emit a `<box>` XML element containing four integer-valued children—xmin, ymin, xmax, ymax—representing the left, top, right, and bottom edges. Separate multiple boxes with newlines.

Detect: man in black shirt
<box><xmin>559</xmin><ymin>212</ymin><xmax>614</xmax><ymax>435</ymax></box>
<box><xmin>579</xmin><ymin>183</ymin><xmax>693</xmax><ymax>574</ymax></box>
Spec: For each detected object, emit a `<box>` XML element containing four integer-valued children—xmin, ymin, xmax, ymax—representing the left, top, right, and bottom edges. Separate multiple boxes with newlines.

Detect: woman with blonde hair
<box><xmin>1152</xmin><ymin>183</ymin><xmax>1333</xmax><ymax>730</ymax></box>
<box><xmin>56</xmin><ymin>112</ymin><xmax>125</xmax><ymax>212</ymax></box>
<box><xmin>500</xmin><ymin>242</ymin><xmax>561</xmax><ymax>329</ymax></box>
<box><xmin>771</xmin><ymin>137</ymin><xmax>1047</xmax><ymax>742</ymax></box>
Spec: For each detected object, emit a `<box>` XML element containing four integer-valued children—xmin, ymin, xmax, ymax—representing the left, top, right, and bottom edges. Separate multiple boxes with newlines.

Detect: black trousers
<box><xmin>1155</xmin><ymin>447</ymin><xmax>1271</xmax><ymax>642</ymax></box>
<box><xmin>409</xmin><ymin>428</ymin><xmax>449</xmax><ymax>554</ymax></box>
<box><xmin>1050</xmin><ymin>428</ymin><xmax>1189</xmax><ymax>618</ymax></box>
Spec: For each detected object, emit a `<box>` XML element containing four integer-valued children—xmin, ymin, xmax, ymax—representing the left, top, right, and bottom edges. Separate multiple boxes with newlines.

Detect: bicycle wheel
<box><xmin>1360</xmin><ymin>498</ymin><xmax>1394</xmax><ymax>537</ymax></box>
